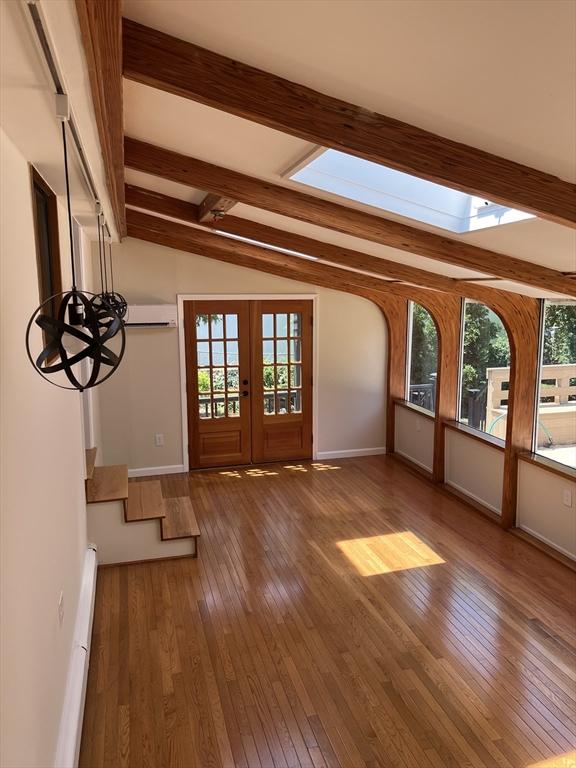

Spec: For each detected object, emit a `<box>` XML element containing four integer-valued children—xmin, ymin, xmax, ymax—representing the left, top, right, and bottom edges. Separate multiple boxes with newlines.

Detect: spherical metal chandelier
<box><xmin>91</xmin><ymin>218</ymin><xmax>128</xmax><ymax>322</ymax></box>
<box><xmin>25</xmin><ymin>102</ymin><xmax>125</xmax><ymax>391</ymax></box>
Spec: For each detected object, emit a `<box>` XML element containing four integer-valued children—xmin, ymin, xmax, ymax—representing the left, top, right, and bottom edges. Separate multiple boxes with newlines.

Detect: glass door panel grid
<box><xmin>196</xmin><ymin>313</ymin><xmax>240</xmax><ymax>419</ymax></box>
<box><xmin>262</xmin><ymin>312</ymin><xmax>302</xmax><ymax>415</ymax></box>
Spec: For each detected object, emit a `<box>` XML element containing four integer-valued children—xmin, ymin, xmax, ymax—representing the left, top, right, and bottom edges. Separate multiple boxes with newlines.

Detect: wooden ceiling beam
<box><xmin>122</xmin><ymin>18</ymin><xmax>576</xmax><ymax>229</ymax></box>
<box><xmin>75</xmin><ymin>0</ymin><xmax>126</xmax><ymax>236</ymax></box>
<box><xmin>124</xmin><ymin>141</ymin><xmax>576</xmax><ymax>298</ymax></box>
<box><xmin>126</xmin><ymin>208</ymin><xmax>427</xmax><ymax>300</ymax></box>
<box><xmin>197</xmin><ymin>193</ymin><xmax>237</xmax><ymax>223</ymax></box>
<box><xmin>125</xmin><ymin>183</ymin><xmax>482</xmax><ymax>295</ymax></box>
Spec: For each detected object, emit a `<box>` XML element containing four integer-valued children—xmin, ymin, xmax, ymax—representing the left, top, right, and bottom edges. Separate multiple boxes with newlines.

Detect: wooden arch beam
<box><xmin>124</xmin><ymin>139</ymin><xmax>576</xmax><ymax>298</ymax></box>
<box><xmin>122</xmin><ymin>18</ymin><xmax>576</xmax><ymax>228</ymax></box>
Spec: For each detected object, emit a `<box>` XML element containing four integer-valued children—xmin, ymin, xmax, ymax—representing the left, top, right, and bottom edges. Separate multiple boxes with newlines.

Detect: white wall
<box><xmin>517</xmin><ymin>461</ymin><xmax>576</xmax><ymax>558</ymax></box>
<box><xmin>95</xmin><ymin>237</ymin><xmax>387</xmax><ymax>470</ymax></box>
<box><xmin>445</xmin><ymin>428</ymin><xmax>504</xmax><ymax>515</ymax></box>
<box><xmin>0</xmin><ymin>129</ymin><xmax>87</xmax><ymax>767</ymax></box>
<box><xmin>394</xmin><ymin>404</ymin><xmax>435</xmax><ymax>473</ymax></box>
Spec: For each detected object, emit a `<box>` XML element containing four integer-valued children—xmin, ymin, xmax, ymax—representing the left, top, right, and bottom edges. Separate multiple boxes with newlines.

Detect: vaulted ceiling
<box><xmin>78</xmin><ymin>0</ymin><xmax>576</xmax><ymax>301</ymax></box>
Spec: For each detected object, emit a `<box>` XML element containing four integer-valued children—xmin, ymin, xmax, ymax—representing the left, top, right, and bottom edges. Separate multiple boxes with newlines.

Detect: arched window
<box><xmin>406</xmin><ymin>302</ymin><xmax>438</xmax><ymax>414</ymax></box>
<box><xmin>535</xmin><ymin>300</ymin><xmax>576</xmax><ymax>469</ymax></box>
<box><xmin>458</xmin><ymin>300</ymin><xmax>511</xmax><ymax>439</ymax></box>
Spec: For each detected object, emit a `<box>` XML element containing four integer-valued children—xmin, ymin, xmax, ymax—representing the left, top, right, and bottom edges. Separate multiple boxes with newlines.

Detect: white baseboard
<box><xmin>518</xmin><ymin>524</ymin><xmax>576</xmax><ymax>560</ymax></box>
<box><xmin>54</xmin><ymin>546</ymin><xmax>98</xmax><ymax>768</ymax></box>
<box><xmin>395</xmin><ymin>449</ymin><xmax>432</xmax><ymax>474</ymax></box>
<box><xmin>128</xmin><ymin>464</ymin><xmax>186</xmax><ymax>478</ymax></box>
<box><xmin>315</xmin><ymin>447</ymin><xmax>386</xmax><ymax>459</ymax></box>
<box><xmin>445</xmin><ymin>480</ymin><xmax>501</xmax><ymax>516</ymax></box>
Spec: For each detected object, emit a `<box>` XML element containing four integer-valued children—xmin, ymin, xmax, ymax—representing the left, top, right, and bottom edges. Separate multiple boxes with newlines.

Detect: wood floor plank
<box><xmin>80</xmin><ymin>456</ymin><xmax>576</xmax><ymax>768</ymax></box>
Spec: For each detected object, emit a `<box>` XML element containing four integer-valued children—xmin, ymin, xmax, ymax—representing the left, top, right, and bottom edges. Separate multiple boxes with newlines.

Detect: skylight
<box><xmin>288</xmin><ymin>149</ymin><xmax>535</xmax><ymax>234</ymax></box>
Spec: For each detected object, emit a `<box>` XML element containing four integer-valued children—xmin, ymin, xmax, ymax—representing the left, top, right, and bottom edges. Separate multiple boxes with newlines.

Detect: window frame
<box><xmin>30</xmin><ymin>166</ymin><xmax>62</xmax><ymax>309</ymax></box>
<box><xmin>405</xmin><ymin>300</ymin><xmax>439</xmax><ymax>415</ymax></box>
<box><xmin>457</xmin><ymin>298</ymin><xmax>511</xmax><ymax>442</ymax></box>
<box><xmin>531</xmin><ymin>298</ymin><xmax>576</xmax><ymax>470</ymax></box>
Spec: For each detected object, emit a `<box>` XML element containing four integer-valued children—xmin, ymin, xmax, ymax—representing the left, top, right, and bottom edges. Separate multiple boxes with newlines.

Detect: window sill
<box><xmin>518</xmin><ymin>452</ymin><xmax>576</xmax><ymax>481</ymax></box>
<box><xmin>443</xmin><ymin>421</ymin><xmax>505</xmax><ymax>452</ymax></box>
<box><xmin>394</xmin><ymin>399</ymin><xmax>436</xmax><ymax>421</ymax></box>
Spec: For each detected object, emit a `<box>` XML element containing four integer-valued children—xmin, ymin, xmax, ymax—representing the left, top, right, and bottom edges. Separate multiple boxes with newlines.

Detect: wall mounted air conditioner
<box><xmin>125</xmin><ymin>304</ymin><xmax>178</xmax><ymax>328</ymax></box>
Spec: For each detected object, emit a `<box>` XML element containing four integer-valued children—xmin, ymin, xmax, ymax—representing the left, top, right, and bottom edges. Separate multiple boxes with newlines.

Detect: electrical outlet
<box><xmin>563</xmin><ymin>489</ymin><xmax>573</xmax><ymax>508</ymax></box>
<box><xmin>154</xmin><ymin>433</ymin><xmax>164</xmax><ymax>447</ymax></box>
<box><xmin>58</xmin><ymin>591</ymin><xmax>64</xmax><ymax>627</ymax></box>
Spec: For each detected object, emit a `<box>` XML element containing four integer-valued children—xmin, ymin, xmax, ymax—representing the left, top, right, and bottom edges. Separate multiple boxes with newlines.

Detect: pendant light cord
<box><xmin>109</xmin><ymin>241</ymin><xmax>115</xmax><ymax>294</ymax></box>
<box><xmin>61</xmin><ymin>121</ymin><xmax>77</xmax><ymax>291</ymax></box>
<box><xmin>97</xmin><ymin>211</ymin><xmax>105</xmax><ymax>295</ymax></box>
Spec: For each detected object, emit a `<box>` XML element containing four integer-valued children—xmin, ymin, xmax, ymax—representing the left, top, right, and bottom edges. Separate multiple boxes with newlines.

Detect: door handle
<box><xmin>242</xmin><ymin>390</ymin><xmax>249</xmax><ymax>397</ymax></box>
<box><xmin>242</xmin><ymin>379</ymin><xmax>249</xmax><ymax>385</ymax></box>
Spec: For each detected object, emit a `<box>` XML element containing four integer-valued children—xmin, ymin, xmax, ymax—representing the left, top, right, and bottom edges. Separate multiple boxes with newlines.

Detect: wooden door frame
<box><xmin>177</xmin><ymin>293</ymin><xmax>319</xmax><ymax>471</ymax></box>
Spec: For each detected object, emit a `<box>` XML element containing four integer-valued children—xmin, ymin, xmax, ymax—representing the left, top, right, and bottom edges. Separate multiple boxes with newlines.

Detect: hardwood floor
<box><xmin>79</xmin><ymin>456</ymin><xmax>576</xmax><ymax>768</ymax></box>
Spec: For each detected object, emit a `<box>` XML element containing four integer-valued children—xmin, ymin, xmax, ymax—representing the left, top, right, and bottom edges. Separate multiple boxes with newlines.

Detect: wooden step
<box><xmin>85</xmin><ymin>447</ymin><xmax>97</xmax><ymax>480</ymax></box>
<box><xmin>86</xmin><ymin>465</ymin><xmax>128</xmax><ymax>504</ymax></box>
<box><xmin>126</xmin><ymin>481</ymin><xmax>166</xmax><ymax>522</ymax></box>
<box><xmin>161</xmin><ymin>497</ymin><xmax>200</xmax><ymax>543</ymax></box>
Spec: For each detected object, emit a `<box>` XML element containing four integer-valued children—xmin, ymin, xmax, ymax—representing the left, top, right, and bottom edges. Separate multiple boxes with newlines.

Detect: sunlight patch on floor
<box><xmin>527</xmin><ymin>751</ymin><xmax>576</xmax><ymax>768</ymax></box>
<box><xmin>336</xmin><ymin>531</ymin><xmax>445</xmax><ymax>576</ymax></box>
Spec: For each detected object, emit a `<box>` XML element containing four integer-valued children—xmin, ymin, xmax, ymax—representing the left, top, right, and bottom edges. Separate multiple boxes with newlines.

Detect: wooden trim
<box><xmin>510</xmin><ymin>528</ymin><xmax>576</xmax><ymax>572</ymax></box>
<box><xmin>198</xmin><ymin>193</ymin><xmax>237</xmax><ymax>223</ymax></box>
<box><xmin>518</xmin><ymin>451</ymin><xmax>576</xmax><ymax>481</ymax></box>
<box><xmin>444</xmin><ymin>420</ymin><xmax>506</xmax><ymax>452</ymax></box>
<box><xmin>122</xmin><ymin>18</ymin><xmax>576</xmax><ymax>228</ymax></box>
<box><xmin>76</xmin><ymin>0</ymin><xmax>126</xmax><ymax>237</ymax></box>
<box><xmin>124</xmin><ymin>139</ymin><xmax>576</xmax><ymax>298</ymax></box>
<box><xmin>30</xmin><ymin>166</ymin><xmax>62</xmax><ymax>303</ymax></box>
<box><xmin>98</xmin><ymin>553</ymin><xmax>196</xmax><ymax>569</ymax></box>
<box><xmin>393</xmin><ymin>399</ymin><xmax>436</xmax><ymax>421</ymax></box>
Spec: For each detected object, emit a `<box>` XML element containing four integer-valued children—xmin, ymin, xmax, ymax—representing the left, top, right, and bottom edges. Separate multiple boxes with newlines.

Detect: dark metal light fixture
<box><xmin>92</xmin><ymin>214</ymin><xmax>127</xmax><ymax>322</ymax></box>
<box><xmin>25</xmin><ymin>96</ymin><xmax>125</xmax><ymax>391</ymax></box>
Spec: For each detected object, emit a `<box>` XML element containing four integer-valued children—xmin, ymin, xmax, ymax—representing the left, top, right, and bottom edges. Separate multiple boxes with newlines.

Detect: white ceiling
<box><xmin>122</xmin><ymin>0</ymin><xmax>576</xmax><ymax>297</ymax></box>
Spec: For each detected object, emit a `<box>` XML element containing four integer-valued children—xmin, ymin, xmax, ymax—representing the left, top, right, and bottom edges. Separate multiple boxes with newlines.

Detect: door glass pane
<box><xmin>198</xmin><ymin>395</ymin><xmax>211</xmax><ymax>419</ymax></box>
<box><xmin>290</xmin><ymin>365</ymin><xmax>302</xmax><ymax>388</ymax></box>
<box><xmin>262</xmin><ymin>314</ymin><xmax>274</xmax><ymax>338</ymax></box>
<box><xmin>264</xmin><ymin>392</ymin><xmax>275</xmax><ymax>414</ymax></box>
<box><xmin>290</xmin><ymin>313</ymin><xmax>301</xmax><ymax>337</ymax></box>
<box><xmin>276</xmin><ymin>365</ymin><xmax>288</xmax><ymax>389</ymax></box>
<box><xmin>213</xmin><ymin>398</ymin><xmax>226</xmax><ymax>418</ymax></box>
<box><xmin>263</xmin><ymin>339</ymin><xmax>274</xmax><ymax>363</ymax></box>
<box><xmin>290</xmin><ymin>340</ymin><xmax>301</xmax><ymax>362</ymax></box>
<box><xmin>212</xmin><ymin>368</ymin><xmax>225</xmax><ymax>392</ymax></box>
<box><xmin>276</xmin><ymin>313</ymin><xmax>288</xmax><ymax>337</ymax></box>
<box><xmin>277</xmin><ymin>391</ymin><xmax>289</xmax><ymax>414</ymax></box>
<box><xmin>290</xmin><ymin>390</ymin><xmax>302</xmax><ymax>413</ymax></box>
<box><xmin>211</xmin><ymin>314</ymin><xmax>224</xmax><ymax>339</ymax></box>
<box><xmin>227</xmin><ymin>368</ymin><xmax>239</xmax><ymax>391</ymax></box>
<box><xmin>196</xmin><ymin>315</ymin><xmax>209</xmax><ymax>339</ymax></box>
<box><xmin>226</xmin><ymin>341</ymin><xmax>239</xmax><ymax>365</ymax></box>
<box><xmin>211</xmin><ymin>341</ymin><xmax>224</xmax><ymax>365</ymax></box>
<box><xmin>276</xmin><ymin>339</ymin><xmax>288</xmax><ymax>363</ymax></box>
<box><xmin>197</xmin><ymin>341</ymin><xmax>210</xmax><ymax>367</ymax></box>
<box><xmin>198</xmin><ymin>369</ymin><xmax>211</xmax><ymax>393</ymax></box>
<box><xmin>263</xmin><ymin>366</ymin><xmax>275</xmax><ymax>389</ymax></box>
<box><xmin>227</xmin><ymin>395</ymin><xmax>240</xmax><ymax>417</ymax></box>
<box><xmin>225</xmin><ymin>314</ymin><xmax>238</xmax><ymax>338</ymax></box>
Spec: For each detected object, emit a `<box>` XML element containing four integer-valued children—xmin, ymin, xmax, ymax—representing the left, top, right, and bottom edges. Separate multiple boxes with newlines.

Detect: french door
<box><xmin>184</xmin><ymin>299</ymin><xmax>313</xmax><ymax>468</ymax></box>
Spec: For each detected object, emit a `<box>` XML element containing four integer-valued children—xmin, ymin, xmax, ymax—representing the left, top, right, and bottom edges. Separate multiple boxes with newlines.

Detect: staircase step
<box><xmin>85</xmin><ymin>447</ymin><xmax>97</xmax><ymax>480</ymax></box>
<box><xmin>161</xmin><ymin>497</ymin><xmax>201</xmax><ymax>541</ymax></box>
<box><xmin>126</xmin><ymin>481</ymin><xmax>166</xmax><ymax>522</ymax></box>
<box><xmin>86</xmin><ymin>465</ymin><xmax>128</xmax><ymax>504</ymax></box>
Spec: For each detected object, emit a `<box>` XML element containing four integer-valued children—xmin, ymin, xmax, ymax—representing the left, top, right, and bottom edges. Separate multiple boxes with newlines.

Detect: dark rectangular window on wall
<box><xmin>31</xmin><ymin>167</ymin><xmax>62</xmax><ymax>320</ymax></box>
